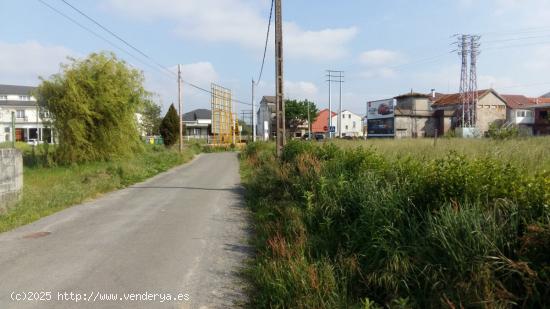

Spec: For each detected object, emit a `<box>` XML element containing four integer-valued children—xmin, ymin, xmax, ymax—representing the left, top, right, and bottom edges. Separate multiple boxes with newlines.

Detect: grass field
<box><xmin>0</xmin><ymin>144</ymin><xmax>201</xmax><ymax>233</ymax></box>
<box><xmin>241</xmin><ymin>138</ymin><xmax>550</xmax><ymax>308</ymax></box>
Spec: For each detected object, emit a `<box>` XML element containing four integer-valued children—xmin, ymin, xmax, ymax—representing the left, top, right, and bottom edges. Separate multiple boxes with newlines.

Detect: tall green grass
<box><xmin>0</xmin><ymin>143</ymin><xmax>201</xmax><ymax>233</ymax></box>
<box><xmin>241</xmin><ymin>139</ymin><xmax>550</xmax><ymax>308</ymax></box>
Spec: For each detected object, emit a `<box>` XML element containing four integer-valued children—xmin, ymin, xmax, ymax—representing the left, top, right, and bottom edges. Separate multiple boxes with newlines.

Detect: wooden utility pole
<box><xmin>178</xmin><ymin>64</ymin><xmax>183</xmax><ymax>153</ymax></box>
<box><xmin>275</xmin><ymin>0</ymin><xmax>285</xmax><ymax>156</ymax></box>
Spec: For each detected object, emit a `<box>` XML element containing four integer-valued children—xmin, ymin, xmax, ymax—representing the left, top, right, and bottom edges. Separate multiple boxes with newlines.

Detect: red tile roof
<box><xmin>501</xmin><ymin>94</ymin><xmax>537</xmax><ymax>109</ymax></box>
<box><xmin>311</xmin><ymin>108</ymin><xmax>336</xmax><ymax>133</ymax></box>
<box><xmin>432</xmin><ymin>89</ymin><xmax>492</xmax><ymax>106</ymax></box>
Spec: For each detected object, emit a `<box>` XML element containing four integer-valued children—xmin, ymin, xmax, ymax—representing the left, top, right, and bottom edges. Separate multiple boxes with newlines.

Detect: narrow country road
<box><xmin>0</xmin><ymin>152</ymin><xmax>250</xmax><ymax>309</ymax></box>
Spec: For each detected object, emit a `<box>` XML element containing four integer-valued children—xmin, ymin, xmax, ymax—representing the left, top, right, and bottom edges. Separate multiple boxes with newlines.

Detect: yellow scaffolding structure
<box><xmin>211</xmin><ymin>84</ymin><xmax>234</xmax><ymax>145</ymax></box>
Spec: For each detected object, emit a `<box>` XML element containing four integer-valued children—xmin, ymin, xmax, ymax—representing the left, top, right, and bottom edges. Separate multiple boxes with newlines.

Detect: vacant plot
<box><xmin>241</xmin><ymin>138</ymin><xmax>549</xmax><ymax>308</ymax></box>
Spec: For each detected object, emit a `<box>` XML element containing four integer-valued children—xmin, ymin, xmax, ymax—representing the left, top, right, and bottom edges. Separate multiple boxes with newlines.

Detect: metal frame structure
<box><xmin>468</xmin><ymin>35</ymin><xmax>481</xmax><ymax>128</ymax></box>
<box><xmin>326</xmin><ymin>70</ymin><xmax>344</xmax><ymax>138</ymax></box>
<box><xmin>456</xmin><ymin>34</ymin><xmax>481</xmax><ymax>129</ymax></box>
<box><xmin>211</xmin><ymin>83</ymin><xmax>234</xmax><ymax>145</ymax></box>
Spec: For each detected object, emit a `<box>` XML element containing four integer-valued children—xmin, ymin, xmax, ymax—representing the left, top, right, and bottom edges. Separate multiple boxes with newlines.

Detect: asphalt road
<box><xmin>0</xmin><ymin>152</ymin><xmax>250</xmax><ymax>309</ymax></box>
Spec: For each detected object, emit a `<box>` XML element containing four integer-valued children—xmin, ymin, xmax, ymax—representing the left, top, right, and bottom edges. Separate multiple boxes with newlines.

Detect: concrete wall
<box><xmin>0</xmin><ymin>148</ymin><xmax>23</xmax><ymax>212</ymax></box>
<box><xmin>477</xmin><ymin>93</ymin><xmax>507</xmax><ymax>134</ymax></box>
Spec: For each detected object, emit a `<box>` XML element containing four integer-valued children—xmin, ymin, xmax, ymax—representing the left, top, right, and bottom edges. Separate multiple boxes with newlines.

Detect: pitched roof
<box><xmin>182</xmin><ymin>109</ymin><xmax>211</xmax><ymax>121</ymax></box>
<box><xmin>260</xmin><ymin>96</ymin><xmax>276</xmax><ymax>104</ymax></box>
<box><xmin>501</xmin><ymin>94</ymin><xmax>536</xmax><ymax>109</ymax></box>
<box><xmin>0</xmin><ymin>84</ymin><xmax>36</xmax><ymax>96</ymax></box>
<box><xmin>432</xmin><ymin>89</ymin><xmax>494</xmax><ymax>106</ymax></box>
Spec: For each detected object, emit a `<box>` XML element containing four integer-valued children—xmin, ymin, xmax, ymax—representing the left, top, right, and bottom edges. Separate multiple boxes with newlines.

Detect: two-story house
<box><xmin>332</xmin><ymin>110</ymin><xmax>363</xmax><ymax>137</ymax></box>
<box><xmin>501</xmin><ymin>95</ymin><xmax>536</xmax><ymax>135</ymax></box>
<box><xmin>0</xmin><ymin>84</ymin><xmax>53</xmax><ymax>144</ymax></box>
<box><xmin>182</xmin><ymin>108</ymin><xmax>212</xmax><ymax>140</ymax></box>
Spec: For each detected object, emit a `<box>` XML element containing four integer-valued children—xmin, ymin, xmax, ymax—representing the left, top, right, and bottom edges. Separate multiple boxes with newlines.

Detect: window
<box><xmin>40</xmin><ymin>110</ymin><xmax>50</xmax><ymax>119</ymax></box>
<box><xmin>342</xmin><ymin>114</ymin><xmax>345</xmax><ymax>119</ymax></box>
<box><xmin>19</xmin><ymin>95</ymin><xmax>30</xmax><ymax>101</ymax></box>
<box><xmin>345</xmin><ymin>125</ymin><xmax>349</xmax><ymax>130</ymax></box>
<box><xmin>353</xmin><ymin>121</ymin><xmax>356</xmax><ymax>128</ymax></box>
<box><xmin>16</xmin><ymin>110</ymin><xmax>25</xmax><ymax>118</ymax></box>
<box><xmin>348</xmin><ymin>114</ymin><xmax>351</xmax><ymax>119</ymax></box>
<box><xmin>517</xmin><ymin>111</ymin><xmax>526</xmax><ymax>117</ymax></box>
<box><xmin>0</xmin><ymin>95</ymin><xmax>7</xmax><ymax>100</ymax></box>
<box><xmin>4</xmin><ymin>127</ymin><xmax>10</xmax><ymax>133</ymax></box>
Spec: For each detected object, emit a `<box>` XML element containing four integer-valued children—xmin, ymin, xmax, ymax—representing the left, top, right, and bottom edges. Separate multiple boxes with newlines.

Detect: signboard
<box><xmin>329</xmin><ymin>126</ymin><xmax>336</xmax><ymax>133</ymax></box>
<box><xmin>367</xmin><ymin>99</ymin><xmax>395</xmax><ymax>137</ymax></box>
<box><xmin>367</xmin><ymin>99</ymin><xmax>395</xmax><ymax>119</ymax></box>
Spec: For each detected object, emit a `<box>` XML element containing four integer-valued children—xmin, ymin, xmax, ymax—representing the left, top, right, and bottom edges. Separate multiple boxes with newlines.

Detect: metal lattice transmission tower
<box><xmin>468</xmin><ymin>35</ymin><xmax>481</xmax><ymax>128</ymax></box>
<box><xmin>457</xmin><ymin>34</ymin><xmax>471</xmax><ymax>128</ymax></box>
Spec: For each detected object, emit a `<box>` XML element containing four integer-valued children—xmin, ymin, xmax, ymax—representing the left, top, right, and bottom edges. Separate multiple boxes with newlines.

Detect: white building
<box><xmin>331</xmin><ymin>110</ymin><xmax>363</xmax><ymax>137</ymax></box>
<box><xmin>256</xmin><ymin>96</ymin><xmax>276</xmax><ymax>141</ymax></box>
<box><xmin>182</xmin><ymin>109</ymin><xmax>212</xmax><ymax>139</ymax></box>
<box><xmin>0</xmin><ymin>84</ymin><xmax>53</xmax><ymax>144</ymax></box>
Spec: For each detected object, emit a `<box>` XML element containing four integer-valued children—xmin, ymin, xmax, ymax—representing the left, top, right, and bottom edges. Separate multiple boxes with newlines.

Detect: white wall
<box><xmin>331</xmin><ymin>110</ymin><xmax>363</xmax><ymax>137</ymax></box>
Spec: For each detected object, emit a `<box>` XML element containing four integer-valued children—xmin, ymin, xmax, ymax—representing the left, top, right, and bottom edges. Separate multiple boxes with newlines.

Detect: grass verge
<box><xmin>0</xmin><ymin>143</ymin><xmax>201</xmax><ymax>233</ymax></box>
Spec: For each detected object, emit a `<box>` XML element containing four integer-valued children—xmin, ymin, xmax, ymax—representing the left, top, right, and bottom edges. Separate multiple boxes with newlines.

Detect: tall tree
<box><xmin>138</xmin><ymin>99</ymin><xmax>162</xmax><ymax>136</ymax></box>
<box><xmin>36</xmin><ymin>52</ymin><xmax>147</xmax><ymax>164</ymax></box>
<box><xmin>285</xmin><ymin>99</ymin><xmax>319</xmax><ymax>136</ymax></box>
<box><xmin>159</xmin><ymin>104</ymin><xmax>180</xmax><ymax>146</ymax></box>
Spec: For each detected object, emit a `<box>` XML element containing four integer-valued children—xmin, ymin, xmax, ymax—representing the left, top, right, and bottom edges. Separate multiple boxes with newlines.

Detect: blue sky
<box><xmin>1</xmin><ymin>0</ymin><xmax>550</xmax><ymax>116</ymax></box>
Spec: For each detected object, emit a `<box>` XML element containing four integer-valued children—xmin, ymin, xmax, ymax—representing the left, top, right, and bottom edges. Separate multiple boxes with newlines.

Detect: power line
<box><xmin>256</xmin><ymin>0</ymin><xmax>274</xmax><ymax>84</ymax></box>
<box><xmin>483</xmin><ymin>33</ymin><xmax>550</xmax><ymax>44</ymax></box>
<box><xmin>40</xmin><ymin>0</ymin><xmax>252</xmax><ymax>106</ymax></box>
<box><xmin>37</xmin><ymin>0</ymin><xmax>172</xmax><ymax>79</ymax></box>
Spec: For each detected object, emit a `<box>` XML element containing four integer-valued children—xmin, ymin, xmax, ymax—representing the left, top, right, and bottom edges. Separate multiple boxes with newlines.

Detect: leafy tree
<box><xmin>36</xmin><ymin>52</ymin><xmax>146</xmax><ymax>164</ymax></box>
<box><xmin>160</xmin><ymin>104</ymin><xmax>180</xmax><ymax>146</ymax></box>
<box><xmin>138</xmin><ymin>99</ymin><xmax>162</xmax><ymax>136</ymax></box>
<box><xmin>285</xmin><ymin>99</ymin><xmax>319</xmax><ymax>136</ymax></box>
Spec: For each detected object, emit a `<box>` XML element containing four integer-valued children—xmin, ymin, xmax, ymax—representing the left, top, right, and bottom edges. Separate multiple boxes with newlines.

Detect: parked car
<box><xmin>314</xmin><ymin>133</ymin><xmax>325</xmax><ymax>141</ymax></box>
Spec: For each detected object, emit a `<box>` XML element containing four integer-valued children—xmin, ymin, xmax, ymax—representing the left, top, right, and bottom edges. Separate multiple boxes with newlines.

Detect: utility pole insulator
<box><xmin>275</xmin><ymin>0</ymin><xmax>285</xmax><ymax>156</ymax></box>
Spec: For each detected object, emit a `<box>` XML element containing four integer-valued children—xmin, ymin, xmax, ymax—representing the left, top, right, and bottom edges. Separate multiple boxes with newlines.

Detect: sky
<box><xmin>1</xmin><ymin>0</ymin><xmax>550</xmax><ymax>116</ymax></box>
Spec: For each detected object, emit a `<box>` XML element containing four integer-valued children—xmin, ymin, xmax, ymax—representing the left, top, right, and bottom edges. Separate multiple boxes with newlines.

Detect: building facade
<box><xmin>0</xmin><ymin>84</ymin><xmax>53</xmax><ymax>144</ymax></box>
<box><xmin>332</xmin><ymin>110</ymin><xmax>363</xmax><ymax>137</ymax></box>
<box><xmin>311</xmin><ymin>108</ymin><xmax>336</xmax><ymax>136</ymax></box>
<box><xmin>182</xmin><ymin>109</ymin><xmax>211</xmax><ymax>140</ymax></box>
<box><xmin>432</xmin><ymin>89</ymin><xmax>507</xmax><ymax>136</ymax></box>
<box><xmin>256</xmin><ymin>96</ymin><xmax>276</xmax><ymax>141</ymax></box>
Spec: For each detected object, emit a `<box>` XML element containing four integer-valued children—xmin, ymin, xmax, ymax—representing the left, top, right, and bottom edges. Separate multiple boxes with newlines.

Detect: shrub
<box><xmin>36</xmin><ymin>52</ymin><xmax>146</xmax><ymax>164</ymax></box>
<box><xmin>242</xmin><ymin>140</ymin><xmax>550</xmax><ymax>308</ymax></box>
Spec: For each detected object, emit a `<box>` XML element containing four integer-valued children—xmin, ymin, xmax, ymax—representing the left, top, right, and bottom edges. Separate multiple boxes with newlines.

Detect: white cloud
<box><xmin>285</xmin><ymin>81</ymin><xmax>319</xmax><ymax>101</ymax></box>
<box><xmin>360</xmin><ymin>68</ymin><xmax>397</xmax><ymax>79</ymax></box>
<box><xmin>0</xmin><ymin>41</ymin><xmax>76</xmax><ymax>86</ymax></box>
<box><xmin>359</xmin><ymin>49</ymin><xmax>404</xmax><ymax>67</ymax></box>
<box><xmin>102</xmin><ymin>0</ymin><xmax>357</xmax><ymax>60</ymax></box>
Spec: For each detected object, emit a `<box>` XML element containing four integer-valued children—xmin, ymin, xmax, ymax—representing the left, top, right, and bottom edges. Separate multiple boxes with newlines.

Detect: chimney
<box><xmin>431</xmin><ymin>89</ymin><xmax>436</xmax><ymax>99</ymax></box>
